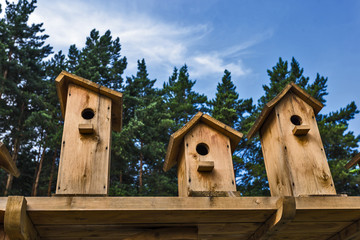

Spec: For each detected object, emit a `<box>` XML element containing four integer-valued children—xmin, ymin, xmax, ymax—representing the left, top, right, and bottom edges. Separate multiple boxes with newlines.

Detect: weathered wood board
<box><xmin>260</xmin><ymin>92</ymin><xmax>336</xmax><ymax>197</ymax></box>
<box><xmin>0</xmin><ymin>196</ymin><xmax>360</xmax><ymax>239</ymax></box>
<box><xmin>183</xmin><ymin>123</ymin><xmax>236</xmax><ymax>196</ymax></box>
<box><xmin>56</xmin><ymin>83</ymin><xmax>112</xmax><ymax>195</ymax></box>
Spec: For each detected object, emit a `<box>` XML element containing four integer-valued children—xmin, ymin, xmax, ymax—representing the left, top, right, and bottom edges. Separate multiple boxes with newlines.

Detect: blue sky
<box><xmin>2</xmin><ymin>0</ymin><xmax>360</xmax><ymax>138</ymax></box>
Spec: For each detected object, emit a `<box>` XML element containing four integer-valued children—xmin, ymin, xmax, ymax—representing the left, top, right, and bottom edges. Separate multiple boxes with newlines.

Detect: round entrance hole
<box><xmin>196</xmin><ymin>143</ymin><xmax>209</xmax><ymax>156</ymax></box>
<box><xmin>82</xmin><ymin>108</ymin><xmax>95</xmax><ymax>120</ymax></box>
<box><xmin>290</xmin><ymin>115</ymin><xmax>302</xmax><ymax>125</ymax></box>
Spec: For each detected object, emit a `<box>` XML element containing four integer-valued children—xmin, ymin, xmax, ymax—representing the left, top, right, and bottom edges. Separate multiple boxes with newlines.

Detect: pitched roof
<box><xmin>247</xmin><ymin>82</ymin><xmax>324</xmax><ymax>139</ymax></box>
<box><xmin>163</xmin><ymin>112</ymin><xmax>243</xmax><ymax>172</ymax></box>
<box><xmin>55</xmin><ymin>71</ymin><xmax>123</xmax><ymax>132</ymax></box>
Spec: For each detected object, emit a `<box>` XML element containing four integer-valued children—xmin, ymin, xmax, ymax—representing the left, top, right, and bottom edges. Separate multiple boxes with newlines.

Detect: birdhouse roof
<box><xmin>55</xmin><ymin>71</ymin><xmax>123</xmax><ymax>132</ymax></box>
<box><xmin>163</xmin><ymin>112</ymin><xmax>243</xmax><ymax>172</ymax></box>
<box><xmin>247</xmin><ymin>82</ymin><xmax>324</xmax><ymax>139</ymax></box>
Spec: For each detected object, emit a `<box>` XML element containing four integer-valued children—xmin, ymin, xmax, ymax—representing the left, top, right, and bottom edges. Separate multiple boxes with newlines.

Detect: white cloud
<box><xmin>4</xmin><ymin>0</ymin><xmax>270</xmax><ymax>91</ymax></box>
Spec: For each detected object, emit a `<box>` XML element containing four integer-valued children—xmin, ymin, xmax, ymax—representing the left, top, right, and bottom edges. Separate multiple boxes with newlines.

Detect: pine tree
<box><xmin>0</xmin><ymin>0</ymin><xmax>52</xmax><ymax>195</ymax></box>
<box><xmin>209</xmin><ymin>70</ymin><xmax>240</xmax><ymax>127</ymax></box>
<box><xmin>111</xmin><ymin>59</ymin><xmax>175</xmax><ymax>196</ymax></box>
<box><xmin>71</xmin><ymin>29</ymin><xmax>127</xmax><ymax>90</ymax></box>
<box><xmin>163</xmin><ymin>65</ymin><xmax>207</xmax><ymax>130</ymax></box>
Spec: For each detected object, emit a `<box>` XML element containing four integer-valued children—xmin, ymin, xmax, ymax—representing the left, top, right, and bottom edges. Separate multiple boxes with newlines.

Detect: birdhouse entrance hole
<box><xmin>196</xmin><ymin>143</ymin><xmax>209</xmax><ymax>156</ymax></box>
<box><xmin>82</xmin><ymin>108</ymin><xmax>95</xmax><ymax>120</ymax></box>
<box><xmin>290</xmin><ymin>115</ymin><xmax>302</xmax><ymax>125</ymax></box>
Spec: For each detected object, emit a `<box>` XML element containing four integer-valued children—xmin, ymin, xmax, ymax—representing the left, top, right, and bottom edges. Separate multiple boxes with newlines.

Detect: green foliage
<box><xmin>209</xmin><ymin>70</ymin><xmax>239</xmax><ymax>127</ymax></box>
<box><xmin>0</xmin><ymin>0</ymin><xmax>52</xmax><ymax>195</ymax></box>
<box><xmin>70</xmin><ymin>29</ymin><xmax>127</xmax><ymax>90</ymax></box>
<box><xmin>163</xmin><ymin>65</ymin><xmax>207</xmax><ymax>130</ymax></box>
<box><xmin>111</xmin><ymin>59</ymin><xmax>176</xmax><ymax>196</ymax></box>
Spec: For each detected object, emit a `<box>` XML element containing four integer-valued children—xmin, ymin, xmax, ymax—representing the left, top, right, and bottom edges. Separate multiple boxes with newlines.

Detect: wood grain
<box><xmin>78</xmin><ymin>123</ymin><xmax>94</xmax><ymax>134</ymax></box>
<box><xmin>184</xmin><ymin>123</ymin><xmax>236</xmax><ymax>195</ymax></box>
<box><xmin>123</xmin><ymin>227</ymin><xmax>198</xmax><ymax>240</ymax></box>
<box><xmin>292</xmin><ymin>125</ymin><xmax>310</xmax><ymax>136</ymax></box>
<box><xmin>275</xmin><ymin>93</ymin><xmax>335</xmax><ymax>196</ymax></box>
<box><xmin>248</xmin><ymin>197</ymin><xmax>296</xmax><ymax>240</ymax></box>
<box><xmin>4</xmin><ymin>196</ymin><xmax>39</xmax><ymax>240</ymax></box>
<box><xmin>260</xmin><ymin>92</ymin><xmax>335</xmax><ymax>197</ymax></box>
<box><xmin>0</xmin><ymin>196</ymin><xmax>360</xmax><ymax>239</ymax></box>
<box><xmin>197</xmin><ymin>161</ymin><xmax>215</xmax><ymax>172</ymax></box>
<box><xmin>56</xmin><ymin>83</ymin><xmax>112</xmax><ymax>195</ymax></box>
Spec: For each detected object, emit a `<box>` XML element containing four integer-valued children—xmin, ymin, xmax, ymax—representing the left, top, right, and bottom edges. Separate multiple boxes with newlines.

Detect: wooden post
<box><xmin>248</xmin><ymin>196</ymin><xmax>296</xmax><ymax>240</ymax></box>
<box><xmin>4</xmin><ymin>196</ymin><xmax>39</xmax><ymax>240</ymax></box>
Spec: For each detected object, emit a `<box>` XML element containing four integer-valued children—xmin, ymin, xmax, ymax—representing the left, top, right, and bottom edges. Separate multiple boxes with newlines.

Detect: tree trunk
<box><xmin>0</xmin><ymin>51</ymin><xmax>12</xmax><ymax>100</ymax></box>
<box><xmin>4</xmin><ymin>138</ymin><xmax>20</xmax><ymax>195</ymax></box>
<box><xmin>31</xmin><ymin>137</ymin><xmax>43</xmax><ymax>195</ymax></box>
<box><xmin>0</xmin><ymin>69</ymin><xmax>8</xmax><ymax>100</ymax></box>
<box><xmin>119</xmin><ymin>170</ymin><xmax>123</xmax><ymax>184</ymax></box>
<box><xmin>4</xmin><ymin>102</ymin><xmax>25</xmax><ymax>195</ymax></box>
<box><xmin>47</xmin><ymin>149</ymin><xmax>57</xmax><ymax>196</ymax></box>
<box><xmin>32</xmin><ymin>139</ymin><xmax>46</xmax><ymax>196</ymax></box>
<box><xmin>139</xmin><ymin>141</ymin><xmax>144</xmax><ymax>193</ymax></box>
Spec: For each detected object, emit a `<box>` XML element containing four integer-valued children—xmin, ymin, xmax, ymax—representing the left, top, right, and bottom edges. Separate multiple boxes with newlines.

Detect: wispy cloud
<box><xmin>6</xmin><ymin>0</ymin><xmax>271</xmax><ymax>92</ymax></box>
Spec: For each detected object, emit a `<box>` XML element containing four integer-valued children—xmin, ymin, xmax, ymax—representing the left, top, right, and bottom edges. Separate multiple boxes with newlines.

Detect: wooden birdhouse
<box><xmin>247</xmin><ymin>82</ymin><xmax>336</xmax><ymax>197</ymax></box>
<box><xmin>163</xmin><ymin>112</ymin><xmax>243</xmax><ymax>197</ymax></box>
<box><xmin>55</xmin><ymin>71</ymin><xmax>122</xmax><ymax>195</ymax></box>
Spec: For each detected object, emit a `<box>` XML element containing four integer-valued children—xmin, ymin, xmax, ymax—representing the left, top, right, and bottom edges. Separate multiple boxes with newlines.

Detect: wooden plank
<box><xmin>4</xmin><ymin>196</ymin><xmax>39</xmax><ymax>240</ymax></box>
<box><xmin>56</xmin><ymin>84</ymin><xmax>112</xmax><ymax>195</ymax></box>
<box><xmin>36</xmin><ymin>225</ymin><xmax>144</xmax><ymax>238</ymax></box>
<box><xmin>284</xmin><ymin>221</ymin><xmax>351</xmax><ymax>233</ymax></box>
<box><xmin>327</xmin><ymin>218</ymin><xmax>360</xmax><ymax>240</ymax></box>
<box><xmin>0</xmin><ymin>143</ymin><xmax>20</xmax><ymax>177</ymax></box>
<box><xmin>345</xmin><ymin>153</ymin><xmax>360</xmax><ymax>169</ymax></box>
<box><xmin>275</xmin><ymin>93</ymin><xmax>335</xmax><ymax>196</ymax></box>
<box><xmin>271</xmin><ymin>232</ymin><xmax>334</xmax><ymax>240</ymax></box>
<box><xmin>248</xmin><ymin>196</ymin><xmax>296</xmax><ymax>240</ymax></box>
<box><xmin>21</xmin><ymin>197</ymin><xmax>278</xmax><ymax>225</ymax></box>
<box><xmin>292</xmin><ymin>125</ymin><xmax>310</xmax><ymax>136</ymax></box>
<box><xmin>197</xmin><ymin>161</ymin><xmax>215</xmax><ymax>172</ymax></box>
<box><xmin>260</xmin><ymin>110</ymin><xmax>293</xmax><ymax>196</ymax></box>
<box><xmin>123</xmin><ymin>227</ymin><xmax>198</xmax><ymax>240</ymax></box>
<box><xmin>78</xmin><ymin>123</ymin><xmax>94</xmax><ymax>134</ymax></box>
<box><xmin>198</xmin><ymin>223</ymin><xmax>261</xmax><ymax>235</ymax></box>
<box><xmin>55</xmin><ymin>70</ymin><xmax>123</xmax><ymax>132</ymax></box>
<box><xmin>177</xmin><ymin>144</ymin><xmax>188</xmax><ymax>197</ymax></box>
<box><xmin>185</xmin><ymin>123</ymin><xmax>236</xmax><ymax>194</ymax></box>
<box><xmin>247</xmin><ymin>82</ymin><xmax>323</xmax><ymax>139</ymax></box>
<box><xmin>295</xmin><ymin>196</ymin><xmax>360</xmax><ymax>222</ymax></box>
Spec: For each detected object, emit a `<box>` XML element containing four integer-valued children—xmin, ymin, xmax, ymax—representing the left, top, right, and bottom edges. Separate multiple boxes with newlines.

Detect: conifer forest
<box><xmin>0</xmin><ymin>0</ymin><xmax>359</xmax><ymax>197</ymax></box>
